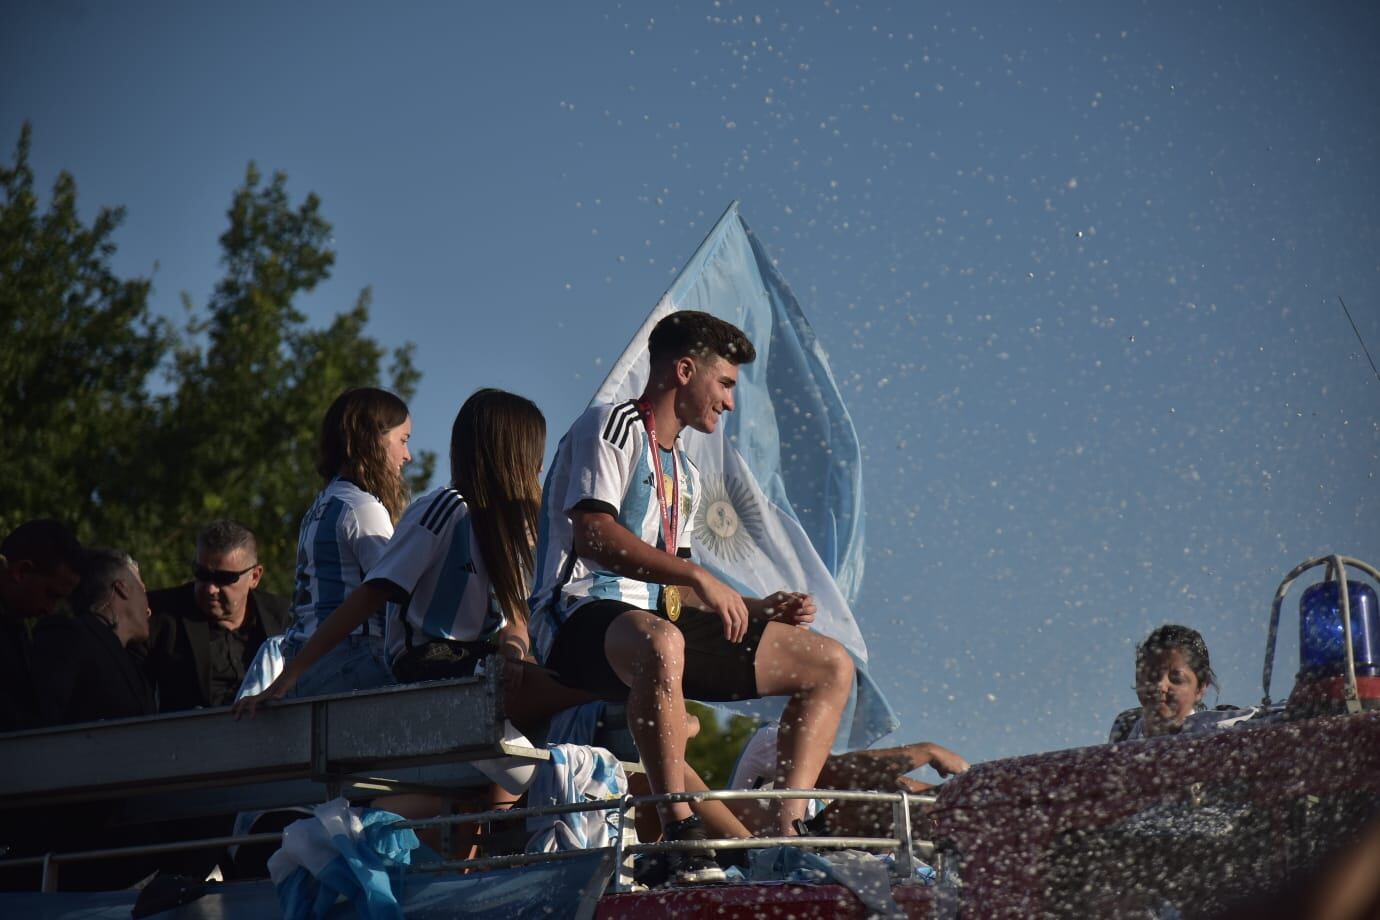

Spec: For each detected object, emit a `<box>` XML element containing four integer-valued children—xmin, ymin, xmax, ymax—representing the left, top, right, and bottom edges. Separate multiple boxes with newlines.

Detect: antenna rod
<box><xmin>1338</xmin><ymin>295</ymin><xmax>1380</xmax><ymax>384</ymax></box>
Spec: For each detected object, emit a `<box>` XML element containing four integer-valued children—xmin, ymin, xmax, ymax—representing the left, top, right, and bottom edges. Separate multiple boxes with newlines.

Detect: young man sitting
<box><xmin>529</xmin><ymin>310</ymin><xmax>855</xmax><ymax>884</ymax></box>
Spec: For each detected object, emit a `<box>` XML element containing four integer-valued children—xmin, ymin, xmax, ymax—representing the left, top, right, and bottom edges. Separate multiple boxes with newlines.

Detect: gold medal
<box><xmin>663</xmin><ymin>585</ymin><xmax>682</xmax><ymax>622</ymax></box>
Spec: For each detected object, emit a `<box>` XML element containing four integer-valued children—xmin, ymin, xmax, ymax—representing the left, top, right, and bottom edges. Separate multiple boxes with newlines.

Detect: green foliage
<box><xmin>0</xmin><ymin>125</ymin><xmax>435</xmax><ymax>594</ymax></box>
<box><xmin>685</xmin><ymin>701</ymin><xmax>760</xmax><ymax>789</ymax></box>
<box><xmin>0</xmin><ymin>124</ymin><xmax>169</xmax><ymax>544</ymax></box>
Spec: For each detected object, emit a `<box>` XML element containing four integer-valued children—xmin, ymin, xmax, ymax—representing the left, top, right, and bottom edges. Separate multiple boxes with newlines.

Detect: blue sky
<box><xmin>4</xmin><ymin>1</ymin><xmax>1378</xmax><ymax>766</ymax></box>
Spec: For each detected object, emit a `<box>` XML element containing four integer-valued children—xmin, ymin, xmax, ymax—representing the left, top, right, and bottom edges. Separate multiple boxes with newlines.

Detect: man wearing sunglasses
<box><xmin>143</xmin><ymin>520</ymin><xmax>290</xmax><ymax>712</ymax></box>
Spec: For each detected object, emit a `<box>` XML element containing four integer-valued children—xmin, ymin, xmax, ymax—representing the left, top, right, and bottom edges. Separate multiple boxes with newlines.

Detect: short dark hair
<box><xmin>1136</xmin><ymin>624</ymin><xmax>1216</xmax><ymax>691</ymax></box>
<box><xmin>196</xmin><ymin>520</ymin><xmax>258</xmax><ymax>560</ymax></box>
<box><xmin>648</xmin><ymin>310</ymin><xmax>756</xmax><ymax>369</ymax></box>
<box><xmin>70</xmin><ymin>547</ymin><xmax>137</xmax><ymax>618</ymax></box>
<box><xmin>1</xmin><ymin>519</ymin><xmax>83</xmax><ymax>575</ymax></box>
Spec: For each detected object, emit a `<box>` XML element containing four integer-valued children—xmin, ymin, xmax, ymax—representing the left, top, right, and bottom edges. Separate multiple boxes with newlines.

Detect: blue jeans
<box><xmin>283</xmin><ymin>634</ymin><xmax>394</xmax><ymax>698</ymax></box>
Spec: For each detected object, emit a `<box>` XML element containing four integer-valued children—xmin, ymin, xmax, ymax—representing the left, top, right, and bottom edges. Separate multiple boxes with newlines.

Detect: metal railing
<box><xmin>2</xmin><ymin>786</ymin><xmax>940</xmax><ymax>894</ymax></box>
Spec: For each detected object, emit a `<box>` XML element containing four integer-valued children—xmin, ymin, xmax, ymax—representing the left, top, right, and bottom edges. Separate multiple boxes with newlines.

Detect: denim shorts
<box><xmin>283</xmin><ymin>634</ymin><xmax>394</xmax><ymax>698</ymax></box>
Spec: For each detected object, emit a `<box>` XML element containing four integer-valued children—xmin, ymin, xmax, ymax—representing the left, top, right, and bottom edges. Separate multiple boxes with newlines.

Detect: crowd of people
<box><xmin>1</xmin><ymin>309</ymin><xmax>1247</xmax><ymax>889</ymax></box>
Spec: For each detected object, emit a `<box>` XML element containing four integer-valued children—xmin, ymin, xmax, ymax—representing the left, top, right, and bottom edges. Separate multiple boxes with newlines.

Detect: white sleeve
<box><xmin>367</xmin><ymin>491</ymin><xmax>457</xmax><ymax>598</ymax></box>
<box><xmin>345</xmin><ymin>498</ymin><xmax>394</xmax><ymax>575</ymax></box>
<box><xmin>728</xmin><ymin>723</ymin><xmax>779</xmax><ymax>790</ymax></box>
<box><xmin>564</xmin><ymin>405</ymin><xmax>639</xmax><ymax>516</ymax></box>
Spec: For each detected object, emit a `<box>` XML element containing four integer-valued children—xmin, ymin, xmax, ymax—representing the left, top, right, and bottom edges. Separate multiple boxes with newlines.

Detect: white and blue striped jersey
<box><xmin>287</xmin><ymin>477</ymin><xmax>394</xmax><ymax>642</ymax></box>
<box><xmin>377</xmin><ymin>487</ymin><xmax>506</xmax><ymax>665</ymax></box>
<box><xmin>529</xmin><ymin>400</ymin><xmax>699</xmax><ymax>664</ymax></box>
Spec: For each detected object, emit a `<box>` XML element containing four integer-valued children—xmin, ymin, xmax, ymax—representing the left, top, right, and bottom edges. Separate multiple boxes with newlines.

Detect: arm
<box><xmin>913</xmin><ymin>741</ymin><xmax>970</xmax><ymax>777</ymax></box>
<box><xmin>496</xmin><ymin>616</ymin><xmax>531</xmax><ymax>662</ymax></box>
<box><xmin>572</xmin><ymin>508</ymin><xmax>750</xmax><ymax>642</ymax></box>
<box><xmin>232</xmin><ymin>580</ymin><xmax>392</xmax><ymax>719</ymax></box>
<box><xmin>679</xmin><ymin>584</ymin><xmax>817</xmax><ymax>627</ymax></box>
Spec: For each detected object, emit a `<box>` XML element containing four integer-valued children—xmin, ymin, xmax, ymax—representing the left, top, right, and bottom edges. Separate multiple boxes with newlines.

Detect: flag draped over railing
<box><xmin>593</xmin><ymin>201</ymin><xmax>898</xmax><ymax>750</ymax></box>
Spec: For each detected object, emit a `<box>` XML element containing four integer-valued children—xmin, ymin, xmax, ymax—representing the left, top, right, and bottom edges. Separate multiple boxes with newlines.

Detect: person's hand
<box><xmin>761</xmin><ymin>591</ymin><xmax>816</xmax><ymax>627</ymax></box>
<box><xmin>926</xmin><ymin>743</ymin><xmax>970</xmax><ymax>778</ymax></box>
<box><xmin>232</xmin><ymin>672</ymin><xmax>296</xmax><ymax>720</ymax></box>
<box><xmin>691</xmin><ymin>569</ymin><xmax>750</xmax><ymax>643</ymax></box>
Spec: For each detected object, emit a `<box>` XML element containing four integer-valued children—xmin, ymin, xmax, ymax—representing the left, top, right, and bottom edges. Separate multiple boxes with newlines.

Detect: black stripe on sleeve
<box><xmin>419</xmin><ymin>489</ymin><xmax>461</xmax><ymax>532</ymax></box>
<box><xmin>427</xmin><ymin>492</ymin><xmax>465</xmax><ymax>534</ymax></box>
<box><xmin>602</xmin><ymin>401</ymin><xmax>639</xmax><ymax>450</ymax></box>
<box><xmin>601</xmin><ymin>406</ymin><xmax>625</xmax><ymax>442</ymax></box>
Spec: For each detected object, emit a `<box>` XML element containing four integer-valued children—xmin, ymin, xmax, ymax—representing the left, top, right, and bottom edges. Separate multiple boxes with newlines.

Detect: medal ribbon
<box><xmin>636</xmin><ymin>400</ymin><xmax>680</xmax><ymax>559</ymax></box>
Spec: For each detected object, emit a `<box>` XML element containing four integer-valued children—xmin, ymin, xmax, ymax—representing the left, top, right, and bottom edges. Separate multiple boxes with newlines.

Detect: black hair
<box><xmin>1136</xmin><ymin>623</ymin><xmax>1217</xmax><ymax>691</ymax></box>
<box><xmin>0</xmin><ymin>519</ymin><xmax>83</xmax><ymax>575</ymax></box>
<box><xmin>197</xmin><ymin>520</ymin><xmax>258</xmax><ymax>560</ymax></box>
<box><xmin>648</xmin><ymin>310</ymin><xmax>757</xmax><ymax>369</ymax></box>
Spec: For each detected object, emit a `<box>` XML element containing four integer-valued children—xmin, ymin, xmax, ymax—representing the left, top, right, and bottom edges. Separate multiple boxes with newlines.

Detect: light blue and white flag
<box><xmin>593</xmin><ymin>201</ymin><xmax>898</xmax><ymax>750</ymax></box>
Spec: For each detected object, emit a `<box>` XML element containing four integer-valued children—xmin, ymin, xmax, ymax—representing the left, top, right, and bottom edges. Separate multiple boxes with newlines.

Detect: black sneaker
<box><xmin>632</xmin><ymin>851</ymin><xmax>669</xmax><ymax>889</ymax></box>
<box><xmin>663</xmin><ymin>816</ymin><xmax>727</xmax><ymax>886</ymax></box>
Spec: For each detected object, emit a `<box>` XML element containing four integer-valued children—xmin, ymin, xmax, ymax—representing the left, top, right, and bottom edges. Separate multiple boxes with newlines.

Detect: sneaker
<box><xmin>663</xmin><ymin>816</ymin><xmax>727</xmax><ymax>886</ymax></box>
<box><xmin>632</xmin><ymin>851</ymin><xmax>669</xmax><ymax>889</ymax></box>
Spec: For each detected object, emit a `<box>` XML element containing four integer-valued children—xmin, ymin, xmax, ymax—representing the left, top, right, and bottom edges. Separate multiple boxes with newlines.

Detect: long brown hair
<box><xmin>316</xmin><ymin>387</ymin><xmax>411</xmax><ymax>523</ymax></box>
<box><xmin>450</xmin><ymin>389</ymin><xmax>545</xmax><ymax>631</ymax></box>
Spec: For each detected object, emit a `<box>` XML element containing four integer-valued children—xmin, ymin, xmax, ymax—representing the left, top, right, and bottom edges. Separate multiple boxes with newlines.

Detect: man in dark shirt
<box><xmin>32</xmin><ymin>547</ymin><xmax>155</xmax><ymax>725</ymax></box>
<box><xmin>144</xmin><ymin>520</ymin><xmax>290</xmax><ymax>711</ymax></box>
<box><xmin>0</xmin><ymin>519</ymin><xmax>83</xmax><ymax>732</ymax></box>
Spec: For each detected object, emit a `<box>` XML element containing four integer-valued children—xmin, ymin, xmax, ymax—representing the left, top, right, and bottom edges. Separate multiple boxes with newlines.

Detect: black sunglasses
<box><xmin>192</xmin><ymin>563</ymin><xmax>258</xmax><ymax>587</ymax></box>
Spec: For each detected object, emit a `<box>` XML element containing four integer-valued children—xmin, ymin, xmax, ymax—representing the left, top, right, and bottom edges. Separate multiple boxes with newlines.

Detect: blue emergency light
<box><xmin>1299</xmin><ymin>580</ymin><xmax>1379</xmax><ymax>678</ymax></box>
<box><xmin>1263</xmin><ymin>553</ymin><xmax>1380</xmax><ymax>716</ymax></box>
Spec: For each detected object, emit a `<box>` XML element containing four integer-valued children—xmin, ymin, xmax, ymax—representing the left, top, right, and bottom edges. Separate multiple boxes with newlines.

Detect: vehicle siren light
<box><xmin>1262</xmin><ymin>553</ymin><xmax>1380</xmax><ymax>716</ymax></box>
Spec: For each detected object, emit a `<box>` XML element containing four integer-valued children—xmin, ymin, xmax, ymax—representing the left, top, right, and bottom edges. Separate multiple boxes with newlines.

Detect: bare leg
<box><xmin>683</xmin><ymin>763</ymin><xmax>752</xmax><ymax>840</ymax></box>
<box><xmin>604</xmin><ymin>610</ymin><xmax>693</xmax><ymax>829</ymax></box>
<box><xmin>753</xmin><ymin>623</ymin><xmax>854</xmax><ymax>835</ymax></box>
<box><xmin>375</xmin><ymin>790</ymin><xmax>491</xmax><ymax>861</ymax></box>
<box><xmin>627</xmin><ymin>763</ymin><xmax>749</xmax><ymax>842</ymax></box>
<box><xmin>502</xmin><ymin>660</ymin><xmax>605</xmax><ymax>735</ymax></box>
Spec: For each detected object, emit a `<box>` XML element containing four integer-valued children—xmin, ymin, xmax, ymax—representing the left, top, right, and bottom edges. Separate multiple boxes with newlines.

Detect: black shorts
<box><xmin>391</xmin><ymin>638</ymin><xmax>496</xmax><ymax>683</ymax></box>
<box><xmin>547</xmin><ymin>597</ymin><xmax>766</xmax><ymax>702</ymax></box>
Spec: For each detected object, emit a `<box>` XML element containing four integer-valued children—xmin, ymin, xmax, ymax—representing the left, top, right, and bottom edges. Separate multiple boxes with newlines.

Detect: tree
<box><xmin>138</xmin><ymin>163</ymin><xmax>434</xmax><ymax>592</ymax></box>
<box><xmin>685</xmin><ymin>701</ymin><xmax>761</xmax><ymax>788</ymax></box>
<box><xmin>0</xmin><ymin>124</ymin><xmax>168</xmax><ymax>543</ymax></box>
<box><xmin>0</xmin><ymin>125</ymin><xmax>434</xmax><ymax>594</ymax></box>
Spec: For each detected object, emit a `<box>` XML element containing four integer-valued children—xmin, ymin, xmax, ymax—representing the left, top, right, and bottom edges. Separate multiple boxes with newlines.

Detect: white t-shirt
<box><xmin>374</xmin><ymin>487</ymin><xmax>506</xmax><ymax>665</ymax></box>
<box><xmin>728</xmin><ymin>722</ymin><xmax>826</xmax><ymax>820</ymax></box>
<box><xmin>287</xmin><ymin>477</ymin><xmax>394</xmax><ymax>641</ymax></box>
<box><xmin>1112</xmin><ymin>706</ymin><xmax>1260</xmax><ymax>742</ymax></box>
<box><xmin>729</xmin><ymin>721</ymin><xmax>780</xmax><ymax>791</ymax></box>
<box><xmin>529</xmin><ymin>400</ymin><xmax>700</xmax><ymax>664</ymax></box>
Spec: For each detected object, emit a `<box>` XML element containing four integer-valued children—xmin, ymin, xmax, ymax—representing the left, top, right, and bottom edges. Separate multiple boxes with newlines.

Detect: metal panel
<box><xmin>322</xmin><ymin>674</ymin><xmax>502</xmax><ymax>768</ymax></box>
<box><xmin>0</xmin><ymin>669</ymin><xmax>507</xmax><ymax>809</ymax></box>
<box><xmin>0</xmin><ymin>704</ymin><xmax>313</xmax><ymax>805</ymax></box>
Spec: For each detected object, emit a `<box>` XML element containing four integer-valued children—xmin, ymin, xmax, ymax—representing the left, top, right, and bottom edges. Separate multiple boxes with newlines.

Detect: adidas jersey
<box><xmin>529</xmin><ymin>400</ymin><xmax>699</xmax><ymax>664</ymax></box>
<box><xmin>376</xmin><ymin>487</ymin><xmax>505</xmax><ymax>664</ymax></box>
<box><xmin>287</xmin><ymin>477</ymin><xmax>394</xmax><ymax>641</ymax></box>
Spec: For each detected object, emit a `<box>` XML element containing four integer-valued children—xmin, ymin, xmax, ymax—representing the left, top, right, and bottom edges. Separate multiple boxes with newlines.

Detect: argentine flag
<box><xmin>593</xmin><ymin>201</ymin><xmax>899</xmax><ymax>750</ymax></box>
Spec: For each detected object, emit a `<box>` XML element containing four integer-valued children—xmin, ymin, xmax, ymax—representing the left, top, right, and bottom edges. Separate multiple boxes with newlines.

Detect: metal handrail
<box><xmin>2</xmin><ymin>785</ymin><xmax>940</xmax><ymax>893</ymax></box>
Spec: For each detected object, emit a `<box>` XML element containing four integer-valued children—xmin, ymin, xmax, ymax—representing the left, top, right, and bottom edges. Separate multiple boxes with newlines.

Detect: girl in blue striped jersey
<box><xmin>277</xmin><ymin>387</ymin><xmax>412</xmax><ymax>698</ymax></box>
<box><xmin>237</xmin><ymin>389</ymin><xmax>590</xmax><ymax>722</ymax></box>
